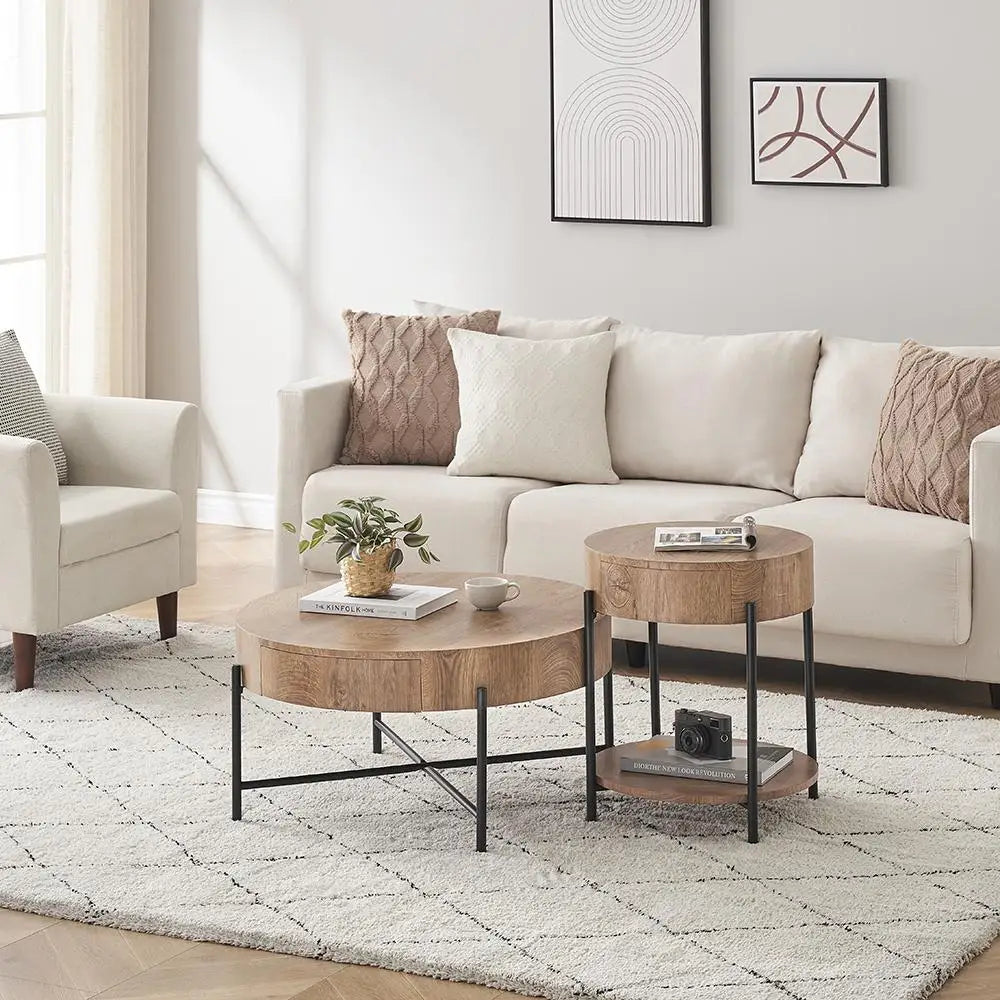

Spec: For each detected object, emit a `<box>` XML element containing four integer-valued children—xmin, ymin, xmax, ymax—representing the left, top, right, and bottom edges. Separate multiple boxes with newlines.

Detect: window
<box><xmin>0</xmin><ymin>0</ymin><xmax>50</xmax><ymax>382</ymax></box>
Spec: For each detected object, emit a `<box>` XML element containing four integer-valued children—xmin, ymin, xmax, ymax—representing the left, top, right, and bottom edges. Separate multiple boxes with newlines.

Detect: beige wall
<box><xmin>147</xmin><ymin>0</ymin><xmax>1000</xmax><ymax>497</ymax></box>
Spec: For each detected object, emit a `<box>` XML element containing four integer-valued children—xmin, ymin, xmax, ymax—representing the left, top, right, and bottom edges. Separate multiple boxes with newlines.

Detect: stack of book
<box><xmin>620</xmin><ymin>735</ymin><xmax>793</xmax><ymax>786</ymax></box>
<box><xmin>298</xmin><ymin>582</ymin><xmax>458</xmax><ymax>620</ymax></box>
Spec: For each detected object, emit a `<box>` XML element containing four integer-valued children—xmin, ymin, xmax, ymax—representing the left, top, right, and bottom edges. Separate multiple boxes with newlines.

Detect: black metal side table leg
<box><xmin>372</xmin><ymin>712</ymin><xmax>383</xmax><ymax>754</ymax></box>
<box><xmin>745</xmin><ymin>603</ymin><xmax>759</xmax><ymax>844</ymax></box>
<box><xmin>476</xmin><ymin>687</ymin><xmax>488</xmax><ymax>852</ymax></box>
<box><xmin>231</xmin><ymin>664</ymin><xmax>242</xmax><ymax>821</ymax></box>
<box><xmin>803</xmin><ymin>608</ymin><xmax>819</xmax><ymax>799</ymax></box>
<box><xmin>647</xmin><ymin>621</ymin><xmax>661</xmax><ymax>736</ymax></box>
<box><xmin>603</xmin><ymin>669</ymin><xmax>615</xmax><ymax>749</ymax></box>
<box><xmin>584</xmin><ymin>590</ymin><xmax>598</xmax><ymax>821</ymax></box>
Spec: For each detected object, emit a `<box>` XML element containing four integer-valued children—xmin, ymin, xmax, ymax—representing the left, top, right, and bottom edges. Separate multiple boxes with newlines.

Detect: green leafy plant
<box><xmin>283</xmin><ymin>495</ymin><xmax>438</xmax><ymax>571</ymax></box>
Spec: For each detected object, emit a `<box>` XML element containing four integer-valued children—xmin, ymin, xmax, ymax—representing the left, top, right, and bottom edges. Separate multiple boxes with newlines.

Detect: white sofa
<box><xmin>1</xmin><ymin>395</ymin><xmax>199</xmax><ymax>689</ymax></box>
<box><xmin>275</xmin><ymin>332</ymin><xmax>1000</xmax><ymax>706</ymax></box>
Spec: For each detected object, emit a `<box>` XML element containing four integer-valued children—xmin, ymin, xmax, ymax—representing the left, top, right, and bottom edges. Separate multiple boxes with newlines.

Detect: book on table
<box><xmin>620</xmin><ymin>736</ymin><xmax>794</xmax><ymax>785</ymax></box>
<box><xmin>298</xmin><ymin>581</ymin><xmax>458</xmax><ymax>620</ymax></box>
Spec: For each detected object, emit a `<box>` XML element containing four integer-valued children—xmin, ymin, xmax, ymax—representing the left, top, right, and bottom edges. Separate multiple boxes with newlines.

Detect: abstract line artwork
<box><xmin>751</xmin><ymin>78</ymin><xmax>889</xmax><ymax>187</ymax></box>
<box><xmin>550</xmin><ymin>0</ymin><xmax>711</xmax><ymax>226</ymax></box>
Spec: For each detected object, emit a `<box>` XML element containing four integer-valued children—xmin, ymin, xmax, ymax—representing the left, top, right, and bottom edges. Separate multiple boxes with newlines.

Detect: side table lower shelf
<box><xmin>596</xmin><ymin>744</ymin><xmax>819</xmax><ymax>805</ymax></box>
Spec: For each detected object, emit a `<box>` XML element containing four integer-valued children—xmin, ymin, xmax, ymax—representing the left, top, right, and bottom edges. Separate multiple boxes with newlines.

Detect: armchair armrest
<box><xmin>0</xmin><ymin>435</ymin><xmax>60</xmax><ymax>634</ymax></box>
<box><xmin>45</xmin><ymin>395</ymin><xmax>199</xmax><ymax>586</ymax></box>
<box><xmin>275</xmin><ymin>375</ymin><xmax>352</xmax><ymax>587</ymax></box>
<box><xmin>967</xmin><ymin>426</ymin><xmax>1000</xmax><ymax>682</ymax></box>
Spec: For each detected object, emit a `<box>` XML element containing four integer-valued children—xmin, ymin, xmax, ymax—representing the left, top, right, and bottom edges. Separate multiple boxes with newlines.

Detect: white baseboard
<box><xmin>197</xmin><ymin>489</ymin><xmax>274</xmax><ymax>530</ymax></box>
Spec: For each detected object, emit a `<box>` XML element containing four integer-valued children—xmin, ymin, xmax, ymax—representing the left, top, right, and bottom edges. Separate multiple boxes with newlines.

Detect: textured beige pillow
<box><xmin>339</xmin><ymin>309</ymin><xmax>500</xmax><ymax>466</ymax></box>
<box><xmin>867</xmin><ymin>340</ymin><xmax>1000</xmax><ymax>522</ymax></box>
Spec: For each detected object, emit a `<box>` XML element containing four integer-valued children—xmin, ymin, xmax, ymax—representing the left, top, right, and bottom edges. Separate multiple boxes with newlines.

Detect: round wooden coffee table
<box><xmin>583</xmin><ymin>522</ymin><xmax>819</xmax><ymax>843</ymax></box>
<box><xmin>233</xmin><ymin>572</ymin><xmax>612</xmax><ymax>851</ymax></box>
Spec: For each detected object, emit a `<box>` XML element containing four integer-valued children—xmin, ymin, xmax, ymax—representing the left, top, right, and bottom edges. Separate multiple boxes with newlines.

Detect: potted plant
<box><xmin>283</xmin><ymin>496</ymin><xmax>438</xmax><ymax>597</ymax></box>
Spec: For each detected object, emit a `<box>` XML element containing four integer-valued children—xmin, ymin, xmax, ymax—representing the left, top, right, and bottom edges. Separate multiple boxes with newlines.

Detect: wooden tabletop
<box><xmin>585</xmin><ymin>522</ymin><xmax>813</xmax><ymax>625</ymax></box>
<box><xmin>235</xmin><ymin>572</ymin><xmax>612</xmax><ymax>712</ymax></box>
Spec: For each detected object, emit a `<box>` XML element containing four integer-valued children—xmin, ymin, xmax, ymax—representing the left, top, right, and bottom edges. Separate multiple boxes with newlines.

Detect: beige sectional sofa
<box><xmin>275</xmin><ymin>327</ymin><xmax>1000</xmax><ymax>701</ymax></box>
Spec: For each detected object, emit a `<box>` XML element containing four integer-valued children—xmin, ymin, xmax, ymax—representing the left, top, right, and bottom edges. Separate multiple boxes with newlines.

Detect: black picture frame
<box><xmin>549</xmin><ymin>0</ymin><xmax>712</xmax><ymax>227</ymax></box>
<box><xmin>749</xmin><ymin>77</ymin><xmax>889</xmax><ymax>188</ymax></box>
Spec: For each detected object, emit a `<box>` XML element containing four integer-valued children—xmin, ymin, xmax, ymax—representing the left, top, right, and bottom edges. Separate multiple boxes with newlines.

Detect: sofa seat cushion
<box><xmin>748</xmin><ymin>498</ymin><xmax>971</xmax><ymax>646</ymax></box>
<box><xmin>504</xmin><ymin>481</ymin><xmax>794</xmax><ymax>585</ymax></box>
<box><xmin>59</xmin><ymin>486</ymin><xmax>181</xmax><ymax>567</ymax></box>
<box><xmin>301</xmin><ymin>465</ymin><xmax>551</xmax><ymax>576</ymax></box>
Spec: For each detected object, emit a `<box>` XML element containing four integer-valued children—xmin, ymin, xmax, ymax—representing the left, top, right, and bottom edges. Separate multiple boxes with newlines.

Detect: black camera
<box><xmin>674</xmin><ymin>708</ymin><xmax>733</xmax><ymax>760</ymax></box>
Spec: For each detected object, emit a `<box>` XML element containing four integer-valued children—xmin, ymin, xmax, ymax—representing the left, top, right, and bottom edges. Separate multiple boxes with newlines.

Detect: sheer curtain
<box><xmin>52</xmin><ymin>0</ymin><xmax>149</xmax><ymax>397</ymax></box>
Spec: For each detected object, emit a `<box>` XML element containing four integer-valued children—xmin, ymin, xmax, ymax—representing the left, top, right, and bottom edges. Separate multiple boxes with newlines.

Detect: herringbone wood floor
<box><xmin>0</xmin><ymin>524</ymin><xmax>996</xmax><ymax>999</ymax></box>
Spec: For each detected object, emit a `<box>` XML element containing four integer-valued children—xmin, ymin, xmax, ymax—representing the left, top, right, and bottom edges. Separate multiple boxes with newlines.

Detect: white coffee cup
<box><xmin>465</xmin><ymin>576</ymin><xmax>521</xmax><ymax>611</ymax></box>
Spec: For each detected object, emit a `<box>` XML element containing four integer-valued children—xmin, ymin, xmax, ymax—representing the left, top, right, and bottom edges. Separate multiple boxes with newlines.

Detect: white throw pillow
<box><xmin>607</xmin><ymin>326</ymin><xmax>821</xmax><ymax>492</ymax></box>
<box><xmin>794</xmin><ymin>337</ymin><xmax>1000</xmax><ymax>499</ymax></box>
<box><xmin>447</xmin><ymin>328</ymin><xmax>619</xmax><ymax>484</ymax></box>
<box><xmin>793</xmin><ymin>337</ymin><xmax>899</xmax><ymax>498</ymax></box>
<box><xmin>415</xmin><ymin>300</ymin><xmax>617</xmax><ymax>340</ymax></box>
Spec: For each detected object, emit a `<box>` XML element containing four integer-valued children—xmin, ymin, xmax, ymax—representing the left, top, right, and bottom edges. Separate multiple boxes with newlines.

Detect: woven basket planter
<box><xmin>339</xmin><ymin>543</ymin><xmax>397</xmax><ymax>597</ymax></box>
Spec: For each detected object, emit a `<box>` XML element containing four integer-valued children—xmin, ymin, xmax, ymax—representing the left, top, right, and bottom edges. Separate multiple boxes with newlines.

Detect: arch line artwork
<box><xmin>550</xmin><ymin>0</ymin><xmax>711</xmax><ymax>226</ymax></box>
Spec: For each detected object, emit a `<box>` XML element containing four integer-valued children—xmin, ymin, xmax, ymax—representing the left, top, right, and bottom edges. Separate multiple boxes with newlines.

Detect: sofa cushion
<box><xmin>300</xmin><ymin>465</ymin><xmax>551</xmax><ymax>576</ymax></box>
<box><xmin>59</xmin><ymin>486</ymin><xmax>181</xmax><ymax>567</ymax></box>
<box><xmin>607</xmin><ymin>327</ymin><xmax>820</xmax><ymax>492</ymax></box>
<box><xmin>793</xmin><ymin>337</ymin><xmax>899</xmax><ymax>499</ymax></box>
<box><xmin>503</xmin><ymin>480</ymin><xmax>794</xmax><ymax>585</ymax></box>
<box><xmin>415</xmin><ymin>300</ymin><xmax>617</xmax><ymax>340</ymax></box>
<box><xmin>749</xmin><ymin>498</ymin><xmax>971</xmax><ymax>646</ymax></box>
<box><xmin>448</xmin><ymin>329</ymin><xmax>618</xmax><ymax>484</ymax></box>
<box><xmin>794</xmin><ymin>337</ymin><xmax>1000</xmax><ymax>500</ymax></box>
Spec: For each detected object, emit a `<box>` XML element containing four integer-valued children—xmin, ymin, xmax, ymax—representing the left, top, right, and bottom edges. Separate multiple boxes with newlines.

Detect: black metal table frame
<box><xmin>583</xmin><ymin>591</ymin><xmax>819</xmax><ymax>843</ymax></box>
<box><xmin>231</xmin><ymin>662</ymin><xmax>615</xmax><ymax>853</ymax></box>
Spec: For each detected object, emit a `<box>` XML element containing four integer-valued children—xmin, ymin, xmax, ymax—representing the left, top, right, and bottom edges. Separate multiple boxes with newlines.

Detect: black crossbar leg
<box><xmin>746</xmin><ymin>602</ymin><xmax>759</xmax><ymax>844</ymax></box>
<box><xmin>647</xmin><ymin>622</ymin><xmax>661</xmax><ymax>736</ymax></box>
<box><xmin>603</xmin><ymin>669</ymin><xmax>615</xmax><ymax>749</ymax></box>
<box><xmin>584</xmin><ymin>590</ymin><xmax>598</xmax><ymax>821</ymax></box>
<box><xmin>476</xmin><ymin>687</ymin><xmax>488</xmax><ymax>852</ymax></box>
<box><xmin>372</xmin><ymin>712</ymin><xmax>383</xmax><ymax>754</ymax></box>
<box><xmin>803</xmin><ymin>608</ymin><xmax>818</xmax><ymax>799</ymax></box>
<box><xmin>231</xmin><ymin>664</ymin><xmax>242</xmax><ymax>821</ymax></box>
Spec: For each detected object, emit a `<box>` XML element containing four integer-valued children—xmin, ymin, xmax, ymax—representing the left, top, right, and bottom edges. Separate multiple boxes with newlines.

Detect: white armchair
<box><xmin>1</xmin><ymin>395</ymin><xmax>199</xmax><ymax>690</ymax></box>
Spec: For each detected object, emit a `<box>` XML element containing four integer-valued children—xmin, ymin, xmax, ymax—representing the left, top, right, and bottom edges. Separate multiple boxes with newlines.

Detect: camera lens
<box><xmin>678</xmin><ymin>726</ymin><xmax>707</xmax><ymax>755</ymax></box>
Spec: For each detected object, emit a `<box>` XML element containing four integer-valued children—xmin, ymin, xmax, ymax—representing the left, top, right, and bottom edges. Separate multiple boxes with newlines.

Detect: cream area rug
<box><xmin>1</xmin><ymin>618</ymin><xmax>998</xmax><ymax>1000</ymax></box>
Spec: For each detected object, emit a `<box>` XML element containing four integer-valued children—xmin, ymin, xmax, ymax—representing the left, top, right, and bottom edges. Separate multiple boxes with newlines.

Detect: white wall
<box><xmin>147</xmin><ymin>0</ymin><xmax>1000</xmax><ymax>498</ymax></box>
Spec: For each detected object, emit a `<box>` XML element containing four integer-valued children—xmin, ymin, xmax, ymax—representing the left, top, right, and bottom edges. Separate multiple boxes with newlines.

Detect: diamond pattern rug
<box><xmin>0</xmin><ymin>617</ymin><xmax>998</xmax><ymax>1000</ymax></box>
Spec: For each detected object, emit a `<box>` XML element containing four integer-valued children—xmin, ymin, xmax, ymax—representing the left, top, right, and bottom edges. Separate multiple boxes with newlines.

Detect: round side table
<box><xmin>583</xmin><ymin>522</ymin><xmax>819</xmax><ymax>843</ymax></box>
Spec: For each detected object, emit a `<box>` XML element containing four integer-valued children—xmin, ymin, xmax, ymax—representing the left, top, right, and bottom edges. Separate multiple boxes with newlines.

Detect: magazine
<box><xmin>654</xmin><ymin>516</ymin><xmax>757</xmax><ymax>552</ymax></box>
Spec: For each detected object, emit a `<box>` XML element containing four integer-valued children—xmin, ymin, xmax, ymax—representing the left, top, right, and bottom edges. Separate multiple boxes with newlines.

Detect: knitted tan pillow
<box><xmin>866</xmin><ymin>340</ymin><xmax>1000</xmax><ymax>522</ymax></box>
<box><xmin>339</xmin><ymin>309</ymin><xmax>500</xmax><ymax>466</ymax></box>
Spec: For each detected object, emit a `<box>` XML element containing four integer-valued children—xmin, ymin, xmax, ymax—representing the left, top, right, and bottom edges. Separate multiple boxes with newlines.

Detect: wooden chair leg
<box><xmin>13</xmin><ymin>634</ymin><xmax>37</xmax><ymax>691</ymax></box>
<box><xmin>156</xmin><ymin>592</ymin><xmax>178</xmax><ymax>641</ymax></box>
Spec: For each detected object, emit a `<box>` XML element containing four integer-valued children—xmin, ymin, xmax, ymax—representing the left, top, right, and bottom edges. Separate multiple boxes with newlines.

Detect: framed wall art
<box><xmin>550</xmin><ymin>0</ymin><xmax>711</xmax><ymax>227</ymax></box>
<box><xmin>750</xmin><ymin>78</ymin><xmax>889</xmax><ymax>187</ymax></box>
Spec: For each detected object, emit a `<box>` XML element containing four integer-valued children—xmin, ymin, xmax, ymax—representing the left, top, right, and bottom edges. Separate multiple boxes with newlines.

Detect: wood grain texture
<box><xmin>596</xmin><ymin>744</ymin><xmax>819</xmax><ymax>804</ymax></box>
<box><xmin>585</xmin><ymin>523</ymin><xmax>814</xmax><ymax>624</ymax></box>
<box><xmin>237</xmin><ymin>573</ymin><xmax>612</xmax><ymax>712</ymax></box>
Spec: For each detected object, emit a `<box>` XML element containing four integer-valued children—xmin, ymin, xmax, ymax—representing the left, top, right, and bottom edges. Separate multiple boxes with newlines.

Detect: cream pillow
<box><xmin>607</xmin><ymin>326</ymin><xmax>820</xmax><ymax>492</ymax></box>
<box><xmin>415</xmin><ymin>300</ymin><xmax>617</xmax><ymax>340</ymax></box>
<box><xmin>793</xmin><ymin>337</ymin><xmax>900</xmax><ymax>498</ymax></box>
<box><xmin>447</xmin><ymin>329</ymin><xmax>618</xmax><ymax>484</ymax></box>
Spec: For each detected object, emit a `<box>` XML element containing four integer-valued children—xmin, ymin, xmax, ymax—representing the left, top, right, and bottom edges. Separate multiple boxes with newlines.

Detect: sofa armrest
<box><xmin>45</xmin><ymin>395</ymin><xmax>200</xmax><ymax>587</ymax></box>
<box><xmin>275</xmin><ymin>375</ymin><xmax>352</xmax><ymax>587</ymax></box>
<box><xmin>967</xmin><ymin>426</ymin><xmax>1000</xmax><ymax>682</ymax></box>
<box><xmin>0</xmin><ymin>435</ymin><xmax>61</xmax><ymax>634</ymax></box>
